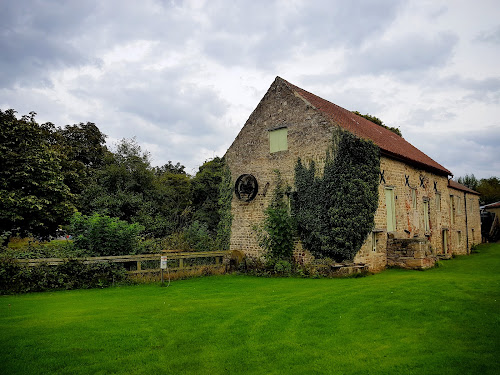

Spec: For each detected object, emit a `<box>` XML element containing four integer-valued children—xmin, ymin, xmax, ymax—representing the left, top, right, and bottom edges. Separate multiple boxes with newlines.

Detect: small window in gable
<box><xmin>269</xmin><ymin>127</ymin><xmax>288</xmax><ymax>153</ymax></box>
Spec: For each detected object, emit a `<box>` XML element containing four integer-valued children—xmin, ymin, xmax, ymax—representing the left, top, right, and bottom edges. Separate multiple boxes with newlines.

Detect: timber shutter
<box><xmin>269</xmin><ymin>127</ymin><xmax>288</xmax><ymax>153</ymax></box>
<box><xmin>385</xmin><ymin>188</ymin><xmax>396</xmax><ymax>232</ymax></box>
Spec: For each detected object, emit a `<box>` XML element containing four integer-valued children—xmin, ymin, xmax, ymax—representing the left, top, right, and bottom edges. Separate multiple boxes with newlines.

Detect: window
<box><xmin>456</xmin><ymin>196</ymin><xmax>462</xmax><ymax>214</ymax></box>
<box><xmin>472</xmin><ymin>228</ymin><xmax>475</xmax><ymax>242</ymax></box>
<box><xmin>411</xmin><ymin>188</ymin><xmax>417</xmax><ymax>209</ymax></box>
<box><xmin>269</xmin><ymin>127</ymin><xmax>287</xmax><ymax>153</ymax></box>
<box><xmin>423</xmin><ymin>199</ymin><xmax>430</xmax><ymax>232</ymax></box>
<box><xmin>435</xmin><ymin>193</ymin><xmax>441</xmax><ymax>212</ymax></box>
<box><xmin>385</xmin><ymin>187</ymin><xmax>396</xmax><ymax>232</ymax></box>
<box><xmin>457</xmin><ymin>231</ymin><xmax>462</xmax><ymax>246</ymax></box>
<box><xmin>372</xmin><ymin>232</ymin><xmax>378</xmax><ymax>252</ymax></box>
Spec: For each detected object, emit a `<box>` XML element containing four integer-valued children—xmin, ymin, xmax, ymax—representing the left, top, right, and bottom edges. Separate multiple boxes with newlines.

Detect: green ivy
<box><xmin>215</xmin><ymin>159</ymin><xmax>233</xmax><ymax>251</ymax></box>
<box><xmin>256</xmin><ymin>171</ymin><xmax>295</xmax><ymax>261</ymax></box>
<box><xmin>293</xmin><ymin>128</ymin><xmax>380</xmax><ymax>261</ymax></box>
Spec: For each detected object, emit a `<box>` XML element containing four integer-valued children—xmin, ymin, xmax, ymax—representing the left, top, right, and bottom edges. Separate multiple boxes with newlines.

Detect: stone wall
<box><xmin>353</xmin><ymin>156</ymin><xmax>451</xmax><ymax>270</ymax></box>
<box><xmin>386</xmin><ymin>237</ymin><xmax>436</xmax><ymax>269</ymax></box>
<box><xmin>225</xmin><ymin>77</ymin><xmax>333</xmax><ymax>258</ymax></box>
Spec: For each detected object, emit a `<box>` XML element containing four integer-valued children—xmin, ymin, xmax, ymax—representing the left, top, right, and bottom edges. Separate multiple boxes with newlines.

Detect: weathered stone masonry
<box><xmin>225</xmin><ymin>77</ymin><xmax>482</xmax><ymax>271</ymax></box>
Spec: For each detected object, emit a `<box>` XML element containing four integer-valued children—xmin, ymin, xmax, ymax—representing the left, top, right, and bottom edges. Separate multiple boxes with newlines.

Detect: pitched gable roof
<box><xmin>279</xmin><ymin>77</ymin><xmax>452</xmax><ymax>176</ymax></box>
<box><xmin>448</xmin><ymin>180</ymin><xmax>481</xmax><ymax>195</ymax></box>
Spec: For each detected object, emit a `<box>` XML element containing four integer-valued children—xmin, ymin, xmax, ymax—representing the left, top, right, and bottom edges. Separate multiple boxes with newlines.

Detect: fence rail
<box><xmin>15</xmin><ymin>251</ymin><xmax>229</xmax><ymax>275</ymax></box>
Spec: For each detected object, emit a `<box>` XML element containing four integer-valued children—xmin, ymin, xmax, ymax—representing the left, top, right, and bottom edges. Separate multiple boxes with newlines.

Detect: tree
<box><xmin>51</xmin><ymin>122</ymin><xmax>108</xmax><ymax>210</ymax></box>
<box><xmin>477</xmin><ymin>177</ymin><xmax>500</xmax><ymax>205</ymax></box>
<box><xmin>154</xmin><ymin>161</ymin><xmax>186</xmax><ymax>175</ymax></box>
<box><xmin>352</xmin><ymin>111</ymin><xmax>402</xmax><ymax>137</ymax></box>
<box><xmin>80</xmin><ymin>138</ymin><xmax>191</xmax><ymax>237</ymax></box>
<box><xmin>457</xmin><ymin>174</ymin><xmax>479</xmax><ymax>191</ymax></box>
<box><xmin>190</xmin><ymin>157</ymin><xmax>226</xmax><ymax>234</ymax></box>
<box><xmin>0</xmin><ymin>109</ymin><xmax>74</xmax><ymax>239</ymax></box>
<box><xmin>80</xmin><ymin>138</ymin><xmax>155</xmax><ymax>221</ymax></box>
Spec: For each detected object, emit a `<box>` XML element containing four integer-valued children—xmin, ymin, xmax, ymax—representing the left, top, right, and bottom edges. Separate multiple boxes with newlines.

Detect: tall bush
<box><xmin>257</xmin><ymin>171</ymin><xmax>295</xmax><ymax>261</ymax></box>
<box><xmin>70</xmin><ymin>212</ymin><xmax>144</xmax><ymax>256</ymax></box>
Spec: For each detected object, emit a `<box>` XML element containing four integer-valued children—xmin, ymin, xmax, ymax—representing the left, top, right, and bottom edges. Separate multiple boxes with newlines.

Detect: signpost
<box><xmin>160</xmin><ymin>255</ymin><xmax>168</xmax><ymax>283</ymax></box>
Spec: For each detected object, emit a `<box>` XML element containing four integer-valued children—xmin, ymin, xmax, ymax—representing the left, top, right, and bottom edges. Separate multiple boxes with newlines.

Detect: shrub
<box><xmin>273</xmin><ymin>260</ymin><xmax>292</xmax><ymax>276</ymax></box>
<box><xmin>69</xmin><ymin>212</ymin><xmax>144</xmax><ymax>256</ymax></box>
<box><xmin>0</xmin><ymin>258</ymin><xmax>126</xmax><ymax>294</ymax></box>
<box><xmin>256</xmin><ymin>171</ymin><xmax>295</xmax><ymax>262</ymax></box>
<box><xmin>162</xmin><ymin>221</ymin><xmax>216</xmax><ymax>252</ymax></box>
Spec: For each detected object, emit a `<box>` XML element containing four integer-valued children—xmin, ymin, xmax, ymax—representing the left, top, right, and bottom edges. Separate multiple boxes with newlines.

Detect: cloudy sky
<box><xmin>1</xmin><ymin>0</ymin><xmax>499</xmax><ymax>178</ymax></box>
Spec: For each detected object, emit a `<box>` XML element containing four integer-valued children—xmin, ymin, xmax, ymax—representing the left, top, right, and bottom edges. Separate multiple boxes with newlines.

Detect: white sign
<box><xmin>160</xmin><ymin>256</ymin><xmax>168</xmax><ymax>269</ymax></box>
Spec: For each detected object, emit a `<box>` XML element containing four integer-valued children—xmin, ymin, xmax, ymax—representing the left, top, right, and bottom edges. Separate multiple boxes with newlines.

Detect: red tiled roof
<box><xmin>448</xmin><ymin>179</ymin><xmax>481</xmax><ymax>195</ymax></box>
<box><xmin>280</xmin><ymin>77</ymin><xmax>452</xmax><ymax>176</ymax></box>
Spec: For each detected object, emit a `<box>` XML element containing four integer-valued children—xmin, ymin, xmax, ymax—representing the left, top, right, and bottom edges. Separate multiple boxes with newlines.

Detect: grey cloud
<box><xmin>201</xmin><ymin>0</ymin><xmax>403</xmax><ymax>68</ymax></box>
<box><xmin>406</xmin><ymin>107</ymin><xmax>457</xmax><ymax>127</ymax></box>
<box><xmin>67</xmin><ymin>60</ymin><xmax>228</xmax><ymax>142</ymax></box>
<box><xmin>347</xmin><ymin>32</ymin><xmax>458</xmax><ymax>75</ymax></box>
<box><xmin>0</xmin><ymin>1</ymin><xmax>94</xmax><ymax>87</ymax></box>
<box><xmin>0</xmin><ymin>0</ymin><xmax>198</xmax><ymax>87</ymax></box>
<box><xmin>405</xmin><ymin>127</ymin><xmax>500</xmax><ymax>179</ymax></box>
<box><xmin>475</xmin><ymin>25</ymin><xmax>500</xmax><ymax>44</ymax></box>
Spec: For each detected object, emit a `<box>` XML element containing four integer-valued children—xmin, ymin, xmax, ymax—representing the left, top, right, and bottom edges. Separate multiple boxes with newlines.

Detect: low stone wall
<box><xmin>387</xmin><ymin>238</ymin><xmax>436</xmax><ymax>269</ymax></box>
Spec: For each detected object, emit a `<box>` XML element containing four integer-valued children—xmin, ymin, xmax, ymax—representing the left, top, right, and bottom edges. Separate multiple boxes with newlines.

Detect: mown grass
<box><xmin>1</xmin><ymin>243</ymin><xmax>499</xmax><ymax>374</ymax></box>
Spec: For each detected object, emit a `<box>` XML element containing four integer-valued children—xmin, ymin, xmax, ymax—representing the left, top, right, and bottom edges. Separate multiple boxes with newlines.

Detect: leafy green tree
<box><xmin>457</xmin><ymin>174</ymin><xmax>479</xmax><ymax>191</ymax></box>
<box><xmin>51</xmin><ymin>122</ymin><xmax>108</xmax><ymax>210</ymax></box>
<box><xmin>477</xmin><ymin>177</ymin><xmax>500</xmax><ymax>205</ymax></box>
<box><xmin>154</xmin><ymin>161</ymin><xmax>186</xmax><ymax>175</ymax></box>
<box><xmin>0</xmin><ymin>110</ymin><xmax>74</xmax><ymax>239</ymax></box>
<box><xmin>352</xmin><ymin>111</ymin><xmax>402</xmax><ymax>137</ymax></box>
<box><xmin>80</xmin><ymin>138</ymin><xmax>191</xmax><ymax>237</ymax></box>
<box><xmin>191</xmin><ymin>157</ymin><xmax>226</xmax><ymax>234</ymax></box>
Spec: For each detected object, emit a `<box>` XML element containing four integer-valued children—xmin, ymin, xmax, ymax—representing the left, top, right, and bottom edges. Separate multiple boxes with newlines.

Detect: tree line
<box><xmin>456</xmin><ymin>174</ymin><xmax>500</xmax><ymax>205</ymax></box>
<box><xmin>0</xmin><ymin>109</ymin><xmax>227</xmax><ymax>248</ymax></box>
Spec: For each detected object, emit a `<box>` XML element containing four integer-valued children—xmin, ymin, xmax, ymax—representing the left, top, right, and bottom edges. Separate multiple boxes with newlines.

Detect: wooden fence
<box><xmin>15</xmin><ymin>250</ymin><xmax>228</xmax><ymax>276</ymax></box>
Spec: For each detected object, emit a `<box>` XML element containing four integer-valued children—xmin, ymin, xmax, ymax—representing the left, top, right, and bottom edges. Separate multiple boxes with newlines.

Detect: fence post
<box><xmin>179</xmin><ymin>258</ymin><xmax>184</xmax><ymax>268</ymax></box>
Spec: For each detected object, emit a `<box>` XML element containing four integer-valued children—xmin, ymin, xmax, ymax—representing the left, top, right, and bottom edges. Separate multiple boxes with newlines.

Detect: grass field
<box><xmin>1</xmin><ymin>243</ymin><xmax>499</xmax><ymax>374</ymax></box>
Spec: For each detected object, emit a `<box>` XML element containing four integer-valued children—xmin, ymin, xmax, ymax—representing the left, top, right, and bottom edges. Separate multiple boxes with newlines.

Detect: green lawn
<box><xmin>1</xmin><ymin>244</ymin><xmax>499</xmax><ymax>374</ymax></box>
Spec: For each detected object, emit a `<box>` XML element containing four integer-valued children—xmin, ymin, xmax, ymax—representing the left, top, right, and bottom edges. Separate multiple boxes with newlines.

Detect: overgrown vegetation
<box><xmin>69</xmin><ymin>212</ymin><xmax>145</xmax><ymax>256</ymax></box>
<box><xmin>215</xmin><ymin>162</ymin><xmax>233</xmax><ymax>251</ymax></box>
<box><xmin>352</xmin><ymin>110</ymin><xmax>402</xmax><ymax>137</ymax></box>
<box><xmin>293</xmin><ymin>128</ymin><xmax>380</xmax><ymax>261</ymax></box>
<box><xmin>1</xmin><ymin>109</ymin><xmax>233</xmax><ymax>257</ymax></box>
<box><xmin>256</xmin><ymin>171</ymin><xmax>295</xmax><ymax>263</ymax></box>
<box><xmin>0</xmin><ymin>259</ymin><xmax>126</xmax><ymax>294</ymax></box>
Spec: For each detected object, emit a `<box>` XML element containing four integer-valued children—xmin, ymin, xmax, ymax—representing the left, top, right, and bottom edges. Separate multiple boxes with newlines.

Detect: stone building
<box><xmin>224</xmin><ymin>77</ymin><xmax>481</xmax><ymax>271</ymax></box>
